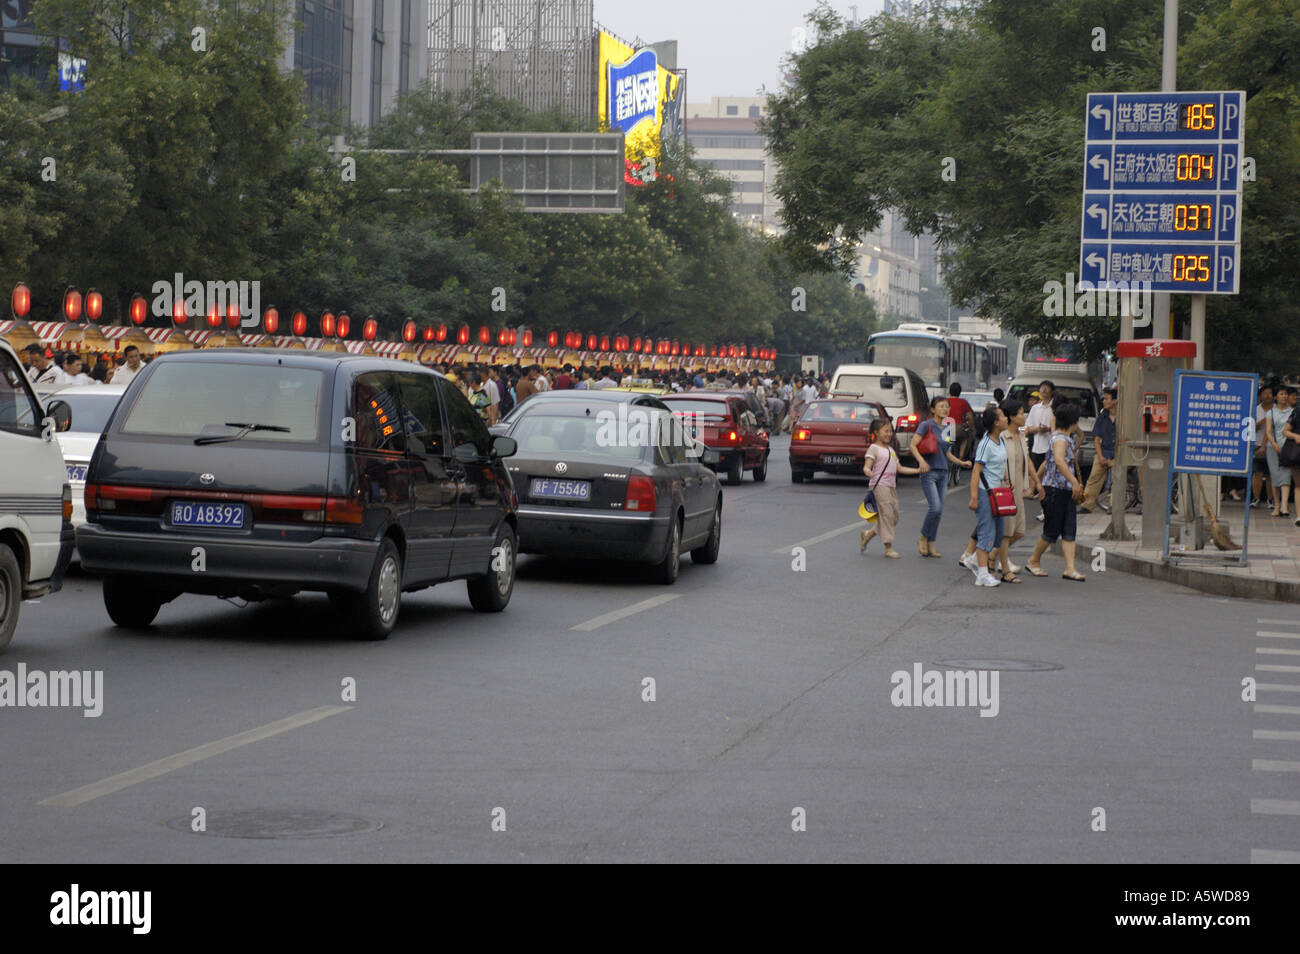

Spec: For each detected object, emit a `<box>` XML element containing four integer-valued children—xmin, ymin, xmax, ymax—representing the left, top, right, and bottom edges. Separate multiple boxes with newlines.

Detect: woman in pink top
<box><xmin>860</xmin><ymin>418</ymin><xmax>923</xmax><ymax>558</ymax></box>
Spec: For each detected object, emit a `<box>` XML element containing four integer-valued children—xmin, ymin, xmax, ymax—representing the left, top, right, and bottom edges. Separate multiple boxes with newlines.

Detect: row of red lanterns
<box><xmin>13</xmin><ymin>286</ymin><xmax>775</xmax><ymax>359</ymax></box>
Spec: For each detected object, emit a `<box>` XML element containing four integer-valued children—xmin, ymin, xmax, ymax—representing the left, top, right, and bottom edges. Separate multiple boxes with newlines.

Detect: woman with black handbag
<box><xmin>1025</xmin><ymin>404</ymin><xmax>1087</xmax><ymax>581</ymax></box>
<box><xmin>1280</xmin><ymin>392</ymin><xmax>1300</xmax><ymax>527</ymax></box>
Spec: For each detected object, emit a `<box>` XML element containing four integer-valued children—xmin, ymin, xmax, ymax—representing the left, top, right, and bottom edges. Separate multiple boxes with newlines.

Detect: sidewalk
<box><xmin>1073</xmin><ymin>499</ymin><xmax>1300</xmax><ymax>603</ymax></box>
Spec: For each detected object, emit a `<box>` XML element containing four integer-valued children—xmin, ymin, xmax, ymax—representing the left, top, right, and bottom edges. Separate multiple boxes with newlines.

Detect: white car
<box><xmin>0</xmin><ymin>340</ymin><xmax>75</xmax><ymax>651</ymax></box>
<box><xmin>37</xmin><ymin>383</ymin><xmax>128</xmax><ymax>527</ymax></box>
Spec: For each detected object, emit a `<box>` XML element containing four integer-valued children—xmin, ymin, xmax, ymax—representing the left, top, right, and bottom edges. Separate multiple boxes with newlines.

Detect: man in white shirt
<box><xmin>62</xmin><ymin>355</ymin><xmax>94</xmax><ymax>386</ymax></box>
<box><xmin>108</xmin><ymin>345</ymin><xmax>145</xmax><ymax>387</ymax></box>
<box><xmin>535</xmin><ymin>368</ymin><xmax>550</xmax><ymax>392</ymax></box>
<box><xmin>25</xmin><ymin>344</ymin><xmax>69</xmax><ymax>387</ymax></box>
<box><xmin>1253</xmin><ymin>384</ymin><xmax>1275</xmax><ymax>507</ymax></box>
<box><xmin>592</xmin><ymin>367</ymin><xmax>617</xmax><ymax>390</ymax></box>
<box><xmin>1024</xmin><ymin>381</ymin><xmax>1055</xmax><ymax>521</ymax></box>
<box><xmin>485</xmin><ymin>367</ymin><xmax>502</xmax><ymax>415</ymax></box>
<box><xmin>799</xmin><ymin>380</ymin><xmax>819</xmax><ymax>407</ymax></box>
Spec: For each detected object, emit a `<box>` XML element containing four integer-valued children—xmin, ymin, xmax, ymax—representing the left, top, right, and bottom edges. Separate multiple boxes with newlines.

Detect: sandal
<box><xmin>1025</xmin><ymin>564</ymin><xmax>1048</xmax><ymax>577</ymax></box>
<box><xmin>1001</xmin><ymin>572</ymin><xmax>1021</xmax><ymax>583</ymax></box>
<box><xmin>1062</xmin><ymin>571</ymin><xmax>1087</xmax><ymax>582</ymax></box>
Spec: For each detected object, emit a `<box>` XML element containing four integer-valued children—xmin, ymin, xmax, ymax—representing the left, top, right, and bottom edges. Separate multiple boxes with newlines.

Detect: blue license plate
<box><xmin>66</xmin><ymin>464</ymin><xmax>88</xmax><ymax>482</ymax></box>
<box><xmin>171</xmin><ymin>501</ymin><xmax>245</xmax><ymax>529</ymax></box>
<box><xmin>530</xmin><ymin>478</ymin><xmax>591</xmax><ymax>501</ymax></box>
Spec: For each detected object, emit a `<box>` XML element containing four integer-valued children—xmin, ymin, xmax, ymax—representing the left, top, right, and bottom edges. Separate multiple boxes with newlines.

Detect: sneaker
<box><xmin>1036</xmin><ymin>512</ymin><xmax>1045</xmax><ymax>522</ymax></box>
<box><xmin>976</xmin><ymin>571</ymin><xmax>1001</xmax><ymax>587</ymax></box>
<box><xmin>959</xmin><ymin>552</ymin><xmax>980</xmax><ymax>575</ymax></box>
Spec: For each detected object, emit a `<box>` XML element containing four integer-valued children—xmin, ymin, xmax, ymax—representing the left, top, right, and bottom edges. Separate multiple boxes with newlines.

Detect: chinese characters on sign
<box><xmin>1172</xmin><ymin>371</ymin><xmax>1256</xmax><ymax>474</ymax></box>
<box><xmin>1080</xmin><ymin>91</ymin><xmax>1244</xmax><ymax>294</ymax></box>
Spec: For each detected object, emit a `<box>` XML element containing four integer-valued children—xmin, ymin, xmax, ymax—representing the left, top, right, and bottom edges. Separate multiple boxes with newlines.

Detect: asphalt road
<box><xmin>3</xmin><ymin>434</ymin><xmax>1297</xmax><ymax>863</ymax></box>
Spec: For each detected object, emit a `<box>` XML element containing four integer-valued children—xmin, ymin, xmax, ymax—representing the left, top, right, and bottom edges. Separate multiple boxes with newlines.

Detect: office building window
<box><xmin>370</xmin><ymin>0</ymin><xmax>384</xmax><ymax>124</ymax></box>
<box><xmin>699</xmin><ymin>158</ymin><xmax>766</xmax><ymax>171</ymax></box>
<box><xmin>748</xmin><ymin>105</ymin><xmax>760</xmax><ymax>117</ymax></box>
<box><xmin>295</xmin><ymin>0</ymin><xmax>354</xmax><ymax>123</ymax></box>
<box><xmin>725</xmin><ymin>105</ymin><xmax>738</xmax><ymax>115</ymax></box>
<box><xmin>399</xmin><ymin>0</ymin><xmax>411</xmax><ymax>95</ymax></box>
<box><xmin>687</xmin><ymin>135</ymin><xmax>765</xmax><ymax>149</ymax></box>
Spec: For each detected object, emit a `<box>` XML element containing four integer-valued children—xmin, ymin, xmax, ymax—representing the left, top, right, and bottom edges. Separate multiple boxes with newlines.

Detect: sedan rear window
<box><xmin>121</xmin><ymin>363</ymin><xmax>324</xmax><ymax>442</ymax></box>
<box><xmin>803</xmin><ymin>402</ymin><xmax>879</xmax><ymax>422</ymax></box>
<box><xmin>511</xmin><ymin>413</ymin><xmax>650</xmax><ymax>461</ymax></box>
<box><xmin>661</xmin><ymin>399</ymin><xmax>731</xmax><ymax>419</ymax></box>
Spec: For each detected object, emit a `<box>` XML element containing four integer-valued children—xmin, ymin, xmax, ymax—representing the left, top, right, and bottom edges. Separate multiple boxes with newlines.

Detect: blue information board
<box><xmin>1172</xmin><ymin>369</ymin><xmax>1257</xmax><ymax>475</ymax></box>
<box><xmin>1081</xmin><ymin>91</ymin><xmax>1244</xmax><ymax>295</ymax></box>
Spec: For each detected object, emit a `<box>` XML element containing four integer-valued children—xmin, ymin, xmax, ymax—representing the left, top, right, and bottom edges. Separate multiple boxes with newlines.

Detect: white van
<box><xmin>828</xmin><ymin>364</ymin><xmax>931</xmax><ymax>458</ymax></box>
<box><xmin>0</xmin><ymin>339</ymin><xmax>75</xmax><ymax>651</ymax></box>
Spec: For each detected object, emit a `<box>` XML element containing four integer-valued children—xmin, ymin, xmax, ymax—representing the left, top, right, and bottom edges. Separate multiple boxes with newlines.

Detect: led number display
<box><xmin>1178</xmin><ymin>102</ymin><xmax>1216</xmax><ymax>131</ymax></box>
<box><xmin>1175</xmin><ymin>153</ymin><xmax>1214</xmax><ymax>181</ymax></box>
<box><xmin>1172</xmin><ymin>203</ymin><xmax>1212</xmax><ymax>233</ymax></box>
<box><xmin>1171</xmin><ymin>254</ymin><xmax>1211</xmax><ymax>283</ymax></box>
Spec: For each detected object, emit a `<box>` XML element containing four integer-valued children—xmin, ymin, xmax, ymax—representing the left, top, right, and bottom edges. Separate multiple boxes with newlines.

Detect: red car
<box><xmin>661</xmin><ymin>393</ymin><xmax>770</xmax><ymax>484</ymax></box>
<box><xmin>789</xmin><ymin>398</ymin><xmax>890</xmax><ymax>483</ymax></box>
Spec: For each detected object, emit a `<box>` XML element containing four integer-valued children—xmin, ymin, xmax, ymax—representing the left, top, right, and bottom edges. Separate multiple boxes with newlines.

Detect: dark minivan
<box><xmin>76</xmin><ymin>350</ymin><xmax>519</xmax><ymax>639</ymax></box>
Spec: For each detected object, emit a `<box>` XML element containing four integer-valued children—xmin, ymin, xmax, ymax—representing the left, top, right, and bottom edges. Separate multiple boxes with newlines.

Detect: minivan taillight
<box><xmin>323</xmin><ymin>494</ymin><xmax>364</xmax><ymax>525</ymax></box>
<box><xmin>625</xmin><ymin>475</ymin><xmax>657</xmax><ymax>512</ymax></box>
<box><xmin>84</xmin><ymin>482</ymin><xmax>157</xmax><ymax>514</ymax></box>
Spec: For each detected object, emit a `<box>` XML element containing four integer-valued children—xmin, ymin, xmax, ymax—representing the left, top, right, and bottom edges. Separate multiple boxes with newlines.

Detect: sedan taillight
<box><xmin>793</xmin><ymin>428</ymin><xmax>812</xmax><ymax>441</ymax></box>
<box><xmin>625</xmin><ymin>475</ymin><xmax>657</xmax><ymax>512</ymax></box>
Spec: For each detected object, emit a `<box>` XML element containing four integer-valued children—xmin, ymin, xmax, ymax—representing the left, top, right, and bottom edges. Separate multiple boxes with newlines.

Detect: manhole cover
<box><xmin>165</xmin><ymin>809</ymin><xmax>382</xmax><ymax>839</ymax></box>
<box><xmin>934</xmin><ymin>658</ymin><xmax>1063</xmax><ymax>672</ymax></box>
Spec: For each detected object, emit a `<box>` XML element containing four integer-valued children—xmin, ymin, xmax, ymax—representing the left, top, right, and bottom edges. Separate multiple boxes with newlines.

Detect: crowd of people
<box><xmin>21</xmin><ymin>344</ymin><xmax>147</xmax><ymax>387</ymax></box>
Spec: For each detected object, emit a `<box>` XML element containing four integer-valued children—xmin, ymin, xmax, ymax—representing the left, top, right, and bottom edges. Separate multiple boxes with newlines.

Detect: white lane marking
<box><xmin>1257</xmin><ymin>619</ymin><xmax>1300</xmax><ymax>626</ymax></box>
<box><xmin>1258</xmin><ymin>683</ymin><xmax>1300</xmax><ymax>693</ymax></box>
<box><xmin>1251</xmin><ymin>799</ymin><xmax>1300</xmax><ymax>816</ymax></box>
<box><xmin>1254</xmin><ymin>704</ymin><xmax>1300</xmax><ymax>715</ymax></box>
<box><xmin>1252</xmin><ymin>848</ymin><xmax>1300</xmax><ymax>863</ymax></box>
<box><xmin>1257</xmin><ymin>631</ymin><xmax>1300</xmax><ymax>639</ymax></box>
<box><xmin>1252</xmin><ymin>760</ymin><xmax>1300</xmax><ymax>772</ymax></box>
<box><xmin>1257</xmin><ymin>664</ymin><xmax>1300</xmax><ymax>673</ymax></box>
<box><xmin>39</xmin><ymin>705</ymin><xmax>352</xmax><ymax>808</ymax></box>
<box><xmin>772</xmin><ymin>520</ymin><xmax>867</xmax><ymax>553</ymax></box>
<box><xmin>1257</xmin><ymin>648</ymin><xmax>1300</xmax><ymax>656</ymax></box>
<box><xmin>571</xmin><ymin>594</ymin><xmax>680</xmax><ymax>632</ymax></box>
<box><xmin>1254</xmin><ymin>729</ymin><xmax>1300</xmax><ymax>741</ymax></box>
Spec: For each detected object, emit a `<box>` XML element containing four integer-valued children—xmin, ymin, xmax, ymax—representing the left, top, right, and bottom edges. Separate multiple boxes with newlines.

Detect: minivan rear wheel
<box><xmin>337</xmin><ymin>538</ymin><xmax>402</xmax><ymax>641</ymax></box>
<box><xmin>467</xmin><ymin>525</ymin><xmax>516</xmax><ymax>613</ymax></box>
<box><xmin>0</xmin><ymin>544</ymin><xmax>21</xmax><ymax>652</ymax></box>
<box><xmin>103</xmin><ymin>576</ymin><xmax>163</xmax><ymax>629</ymax></box>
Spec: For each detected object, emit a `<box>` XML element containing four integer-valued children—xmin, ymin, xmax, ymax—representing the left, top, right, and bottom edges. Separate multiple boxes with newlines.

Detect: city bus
<box><xmin>865</xmin><ymin>324</ymin><xmax>1008</xmax><ymax>397</ymax></box>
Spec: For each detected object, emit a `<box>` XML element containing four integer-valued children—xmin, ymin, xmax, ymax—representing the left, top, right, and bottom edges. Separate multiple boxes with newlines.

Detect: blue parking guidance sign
<box><xmin>1172</xmin><ymin>369</ymin><xmax>1257</xmax><ymax>475</ymax></box>
<box><xmin>1081</xmin><ymin>91</ymin><xmax>1244</xmax><ymax>295</ymax></box>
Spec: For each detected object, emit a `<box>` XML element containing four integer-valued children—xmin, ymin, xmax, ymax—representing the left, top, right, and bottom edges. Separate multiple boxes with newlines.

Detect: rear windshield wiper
<box><xmin>194</xmin><ymin>422</ymin><xmax>291</xmax><ymax>445</ymax></box>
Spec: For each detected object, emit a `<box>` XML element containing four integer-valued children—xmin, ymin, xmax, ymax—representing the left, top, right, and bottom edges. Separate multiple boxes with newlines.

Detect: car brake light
<box><xmin>625</xmin><ymin>475</ymin><xmax>657</xmax><ymax>512</ymax></box>
<box><xmin>726</xmin><ymin>430</ymin><xmax>739</xmax><ymax>443</ymax></box>
<box><xmin>324</xmin><ymin>494</ymin><xmax>364</xmax><ymax>525</ymax></box>
<box><xmin>85</xmin><ymin>482</ymin><xmax>156</xmax><ymax>512</ymax></box>
<box><xmin>794</xmin><ymin>428</ymin><xmax>812</xmax><ymax>441</ymax></box>
<box><xmin>62</xmin><ymin>484</ymin><xmax>73</xmax><ymax>521</ymax></box>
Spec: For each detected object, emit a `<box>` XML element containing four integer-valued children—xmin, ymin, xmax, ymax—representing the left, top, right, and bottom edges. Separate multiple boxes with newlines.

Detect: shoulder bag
<box><xmin>978</xmin><ymin>439</ymin><xmax>1018</xmax><ymax>516</ymax></box>
<box><xmin>915</xmin><ymin>420</ymin><xmax>939</xmax><ymax>457</ymax></box>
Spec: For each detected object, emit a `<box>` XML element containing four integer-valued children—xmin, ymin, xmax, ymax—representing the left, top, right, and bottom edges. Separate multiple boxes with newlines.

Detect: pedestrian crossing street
<box><xmin>1251</xmin><ymin>617</ymin><xmax>1300</xmax><ymax>863</ymax></box>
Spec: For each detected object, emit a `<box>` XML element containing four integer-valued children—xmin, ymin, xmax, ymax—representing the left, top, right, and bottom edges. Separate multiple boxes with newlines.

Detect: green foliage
<box><xmin>764</xmin><ymin>0</ymin><xmax>1300</xmax><ymax>371</ymax></box>
<box><xmin>2</xmin><ymin>7</ymin><xmax>870</xmax><ymax>356</ymax></box>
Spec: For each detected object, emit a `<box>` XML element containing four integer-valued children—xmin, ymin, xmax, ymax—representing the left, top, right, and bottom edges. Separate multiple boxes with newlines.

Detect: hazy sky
<box><xmin>593</xmin><ymin>0</ymin><xmax>885</xmax><ymax>104</ymax></box>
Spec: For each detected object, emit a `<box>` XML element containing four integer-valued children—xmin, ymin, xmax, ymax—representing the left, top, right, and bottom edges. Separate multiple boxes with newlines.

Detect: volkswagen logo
<box><xmin>199</xmin><ymin>473</ymin><xmax>215</xmax><ymax>485</ymax></box>
<box><xmin>555</xmin><ymin>462</ymin><xmax>568</xmax><ymax>475</ymax></box>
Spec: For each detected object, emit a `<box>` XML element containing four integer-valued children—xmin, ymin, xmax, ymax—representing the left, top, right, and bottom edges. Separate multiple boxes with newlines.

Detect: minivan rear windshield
<box><xmin>121</xmin><ymin>363</ymin><xmax>325</xmax><ymax>443</ymax></box>
<box><xmin>833</xmin><ymin>374</ymin><xmax>907</xmax><ymax>408</ymax></box>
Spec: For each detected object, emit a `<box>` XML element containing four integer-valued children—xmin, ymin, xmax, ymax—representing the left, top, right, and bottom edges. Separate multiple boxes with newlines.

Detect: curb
<box><xmin>1101</xmin><ymin>548</ymin><xmax>1300</xmax><ymax>603</ymax></box>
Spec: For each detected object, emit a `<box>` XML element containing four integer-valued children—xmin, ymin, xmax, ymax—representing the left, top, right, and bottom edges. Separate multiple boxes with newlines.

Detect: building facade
<box><xmin>685</xmin><ymin>96</ymin><xmax>783</xmax><ymax>232</ymax></box>
<box><xmin>427</xmin><ymin>0</ymin><xmax>595</xmax><ymax>119</ymax></box>
<box><xmin>281</xmin><ymin>0</ymin><xmax>429</xmax><ymax>127</ymax></box>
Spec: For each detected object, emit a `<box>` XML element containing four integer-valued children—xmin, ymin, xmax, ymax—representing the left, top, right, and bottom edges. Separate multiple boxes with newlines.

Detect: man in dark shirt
<box><xmin>1080</xmin><ymin>387</ymin><xmax>1117</xmax><ymax>512</ymax></box>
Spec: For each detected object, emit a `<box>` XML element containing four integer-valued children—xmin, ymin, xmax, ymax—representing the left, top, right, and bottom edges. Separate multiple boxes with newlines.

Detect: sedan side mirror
<box><xmin>45</xmin><ymin>399</ymin><xmax>72</xmax><ymax>434</ymax></box>
<box><xmin>492</xmin><ymin>435</ymin><xmax>518</xmax><ymax>458</ymax></box>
